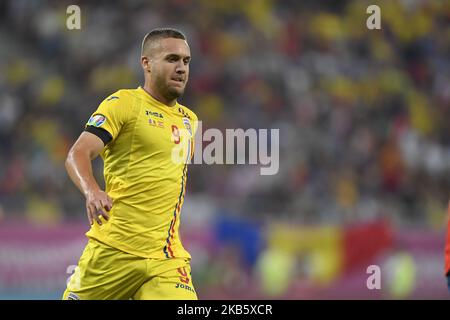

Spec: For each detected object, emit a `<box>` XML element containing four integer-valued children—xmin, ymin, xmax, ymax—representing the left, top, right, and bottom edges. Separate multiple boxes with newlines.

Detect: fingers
<box><xmin>99</xmin><ymin>199</ymin><xmax>110</xmax><ymax>221</ymax></box>
<box><xmin>101</xmin><ymin>197</ymin><xmax>113</xmax><ymax>212</ymax></box>
<box><xmin>86</xmin><ymin>203</ymin><xmax>93</xmax><ymax>226</ymax></box>
<box><xmin>107</xmin><ymin>195</ymin><xmax>114</xmax><ymax>209</ymax></box>
<box><xmin>93</xmin><ymin>202</ymin><xmax>107</xmax><ymax>225</ymax></box>
<box><xmin>85</xmin><ymin>191</ymin><xmax>113</xmax><ymax>226</ymax></box>
<box><xmin>86</xmin><ymin>201</ymin><xmax>105</xmax><ymax>226</ymax></box>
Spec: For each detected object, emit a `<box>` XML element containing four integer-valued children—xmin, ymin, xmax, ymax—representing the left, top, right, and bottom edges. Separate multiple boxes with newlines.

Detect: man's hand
<box><xmin>65</xmin><ymin>131</ymin><xmax>111</xmax><ymax>226</ymax></box>
<box><xmin>85</xmin><ymin>189</ymin><xmax>113</xmax><ymax>225</ymax></box>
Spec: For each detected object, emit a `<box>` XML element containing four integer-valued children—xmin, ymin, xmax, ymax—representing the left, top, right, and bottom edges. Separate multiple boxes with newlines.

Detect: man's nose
<box><xmin>175</xmin><ymin>62</ymin><xmax>186</xmax><ymax>73</ymax></box>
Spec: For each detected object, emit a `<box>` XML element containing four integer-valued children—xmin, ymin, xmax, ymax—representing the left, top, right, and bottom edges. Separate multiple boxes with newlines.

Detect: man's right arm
<box><xmin>65</xmin><ymin>131</ymin><xmax>112</xmax><ymax>225</ymax></box>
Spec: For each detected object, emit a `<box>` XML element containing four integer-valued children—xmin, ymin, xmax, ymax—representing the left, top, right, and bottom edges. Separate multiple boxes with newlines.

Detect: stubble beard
<box><xmin>155</xmin><ymin>76</ymin><xmax>184</xmax><ymax>102</ymax></box>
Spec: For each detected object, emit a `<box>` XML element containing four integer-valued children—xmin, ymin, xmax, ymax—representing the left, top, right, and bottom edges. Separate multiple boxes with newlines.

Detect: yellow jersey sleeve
<box><xmin>85</xmin><ymin>91</ymin><xmax>131</xmax><ymax>143</ymax></box>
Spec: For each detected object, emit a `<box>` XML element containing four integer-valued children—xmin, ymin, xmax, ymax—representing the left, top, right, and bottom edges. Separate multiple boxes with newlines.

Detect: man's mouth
<box><xmin>171</xmin><ymin>77</ymin><xmax>184</xmax><ymax>83</ymax></box>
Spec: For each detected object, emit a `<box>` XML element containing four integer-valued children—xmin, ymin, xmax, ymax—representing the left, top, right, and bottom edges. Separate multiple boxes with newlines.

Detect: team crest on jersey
<box><xmin>87</xmin><ymin>114</ymin><xmax>106</xmax><ymax>127</ymax></box>
<box><xmin>183</xmin><ymin>118</ymin><xmax>192</xmax><ymax>136</ymax></box>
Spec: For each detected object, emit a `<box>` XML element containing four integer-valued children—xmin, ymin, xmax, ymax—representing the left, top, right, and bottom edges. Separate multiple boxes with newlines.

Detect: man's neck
<box><xmin>142</xmin><ymin>83</ymin><xmax>176</xmax><ymax>107</ymax></box>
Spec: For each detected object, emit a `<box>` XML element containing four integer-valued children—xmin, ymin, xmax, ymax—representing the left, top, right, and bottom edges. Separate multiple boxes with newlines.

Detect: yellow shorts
<box><xmin>62</xmin><ymin>239</ymin><xmax>197</xmax><ymax>300</ymax></box>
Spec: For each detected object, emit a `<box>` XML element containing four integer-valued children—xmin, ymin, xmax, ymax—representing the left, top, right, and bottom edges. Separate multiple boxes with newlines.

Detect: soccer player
<box><xmin>63</xmin><ymin>28</ymin><xmax>198</xmax><ymax>300</ymax></box>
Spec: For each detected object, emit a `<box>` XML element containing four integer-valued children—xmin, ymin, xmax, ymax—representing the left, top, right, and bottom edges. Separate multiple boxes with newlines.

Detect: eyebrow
<box><xmin>165</xmin><ymin>53</ymin><xmax>191</xmax><ymax>60</ymax></box>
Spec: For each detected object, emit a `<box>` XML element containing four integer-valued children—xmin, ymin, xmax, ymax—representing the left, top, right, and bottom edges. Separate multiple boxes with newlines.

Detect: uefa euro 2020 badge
<box><xmin>87</xmin><ymin>114</ymin><xmax>106</xmax><ymax>127</ymax></box>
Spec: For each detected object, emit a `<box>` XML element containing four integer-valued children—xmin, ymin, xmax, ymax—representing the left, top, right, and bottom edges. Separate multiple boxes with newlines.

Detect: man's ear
<box><xmin>141</xmin><ymin>56</ymin><xmax>151</xmax><ymax>73</ymax></box>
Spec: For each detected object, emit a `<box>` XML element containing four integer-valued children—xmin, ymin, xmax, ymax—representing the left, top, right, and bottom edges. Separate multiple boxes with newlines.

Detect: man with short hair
<box><xmin>63</xmin><ymin>28</ymin><xmax>198</xmax><ymax>300</ymax></box>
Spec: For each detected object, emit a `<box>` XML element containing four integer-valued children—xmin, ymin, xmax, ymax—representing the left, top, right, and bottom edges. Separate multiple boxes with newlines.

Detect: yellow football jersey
<box><xmin>84</xmin><ymin>86</ymin><xmax>198</xmax><ymax>259</ymax></box>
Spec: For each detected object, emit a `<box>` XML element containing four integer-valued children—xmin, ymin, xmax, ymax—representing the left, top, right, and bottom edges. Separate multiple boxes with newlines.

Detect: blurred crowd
<box><xmin>0</xmin><ymin>0</ymin><xmax>449</xmax><ymax>230</ymax></box>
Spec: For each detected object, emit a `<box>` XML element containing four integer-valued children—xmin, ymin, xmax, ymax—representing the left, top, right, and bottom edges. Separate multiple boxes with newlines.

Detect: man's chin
<box><xmin>168</xmin><ymin>87</ymin><xmax>184</xmax><ymax>99</ymax></box>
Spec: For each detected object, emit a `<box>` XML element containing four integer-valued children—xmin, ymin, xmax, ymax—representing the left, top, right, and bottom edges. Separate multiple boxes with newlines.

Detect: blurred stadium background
<box><xmin>0</xmin><ymin>0</ymin><xmax>449</xmax><ymax>299</ymax></box>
